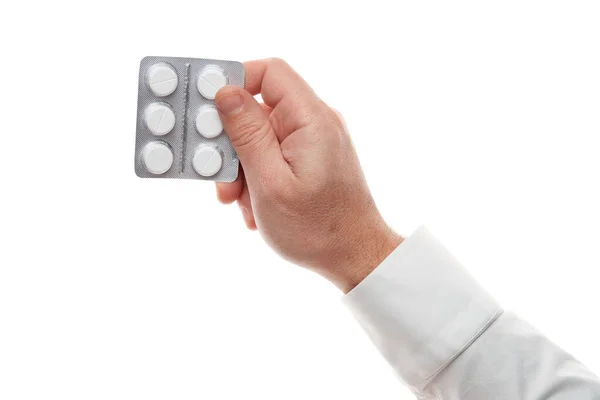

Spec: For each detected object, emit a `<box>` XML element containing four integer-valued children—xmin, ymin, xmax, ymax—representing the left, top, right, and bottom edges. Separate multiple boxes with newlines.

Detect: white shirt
<box><xmin>343</xmin><ymin>226</ymin><xmax>600</xmax><ymax>399</ymax></box>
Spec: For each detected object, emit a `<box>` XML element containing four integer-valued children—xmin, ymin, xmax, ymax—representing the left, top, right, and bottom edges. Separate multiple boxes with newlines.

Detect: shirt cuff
<box><xmin>342</xmin><ymin>225</ymin><xmax>503</xmax><ymax>391</ymax></box>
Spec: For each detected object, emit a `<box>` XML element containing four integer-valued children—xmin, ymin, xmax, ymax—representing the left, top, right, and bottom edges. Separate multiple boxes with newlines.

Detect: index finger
<box><xmin>243</xmin><ymin>58</ymin><xmax>320</xmax><ymax>110</ymax></box>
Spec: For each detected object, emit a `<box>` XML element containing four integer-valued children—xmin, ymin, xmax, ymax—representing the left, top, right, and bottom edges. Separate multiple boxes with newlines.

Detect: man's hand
<box><xmin>214</xmin><ymin>58</ymin><xmax>402</xmax><ymax>293</ymax></box>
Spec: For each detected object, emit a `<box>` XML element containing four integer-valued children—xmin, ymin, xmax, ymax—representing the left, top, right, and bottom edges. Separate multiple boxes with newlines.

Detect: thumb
<box><xmin>215</xmin><ymin>86</ymin><xmax>285</xmax><ymax>180</ymax></box>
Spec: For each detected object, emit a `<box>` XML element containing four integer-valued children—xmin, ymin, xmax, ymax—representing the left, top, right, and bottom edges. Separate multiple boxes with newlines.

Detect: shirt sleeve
<box><xmin>343</xmin><ymin>226</ymin><xmax>600</xmax><ymax>399</ymax></box>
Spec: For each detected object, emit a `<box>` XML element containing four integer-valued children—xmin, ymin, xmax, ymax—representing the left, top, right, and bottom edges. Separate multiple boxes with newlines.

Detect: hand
<box><xmin>214</xmin><ymin>58</ymin><xmax>402</xmax><ymax>293</ymax></box>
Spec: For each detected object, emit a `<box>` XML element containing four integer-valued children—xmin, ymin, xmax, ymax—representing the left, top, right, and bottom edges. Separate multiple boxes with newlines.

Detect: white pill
<box><xmin>195</xmin><ymin>106</ymin><xmax>223</xmax><ymax>138</ymax></box>
<box><xmin>197</xmin><ymin>65</ymin><xmax>228</xmax><ymax>100</ymax></box>
<box><xmin>141</xmin><ymin>141</ymin><xmax>174</xmax><ymax>175</ymax></box>
<box><xmin>146</xmin><ymin>63</ymin><xmax>178</xmax><ymax>97</ymax></box>
<box><xmin>192</xmin><ymin>145</ymin><xmax>223</xmax><ymax>177</ymax></box>
<box><xmin>144</xmin><ymin>103</ymin><xmax>176</xmax><ymax>136</ymax></box>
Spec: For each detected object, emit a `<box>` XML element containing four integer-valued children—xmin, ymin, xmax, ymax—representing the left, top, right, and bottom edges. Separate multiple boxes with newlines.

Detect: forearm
<box><xmin>431</xmin><ymin>312</ymin><xmax>600</xmax><ymax>399</ymax></box>
<box><xmin>343</xmin><ymin>226</ymin><xmax>600</xmax><ymax>399</ymax></box>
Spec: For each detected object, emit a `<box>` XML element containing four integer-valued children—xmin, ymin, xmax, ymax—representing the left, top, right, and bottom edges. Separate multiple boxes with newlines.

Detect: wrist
<box><xmin>327</xmin><ymin>220</ymin><xmax>403</xmax><ymax>293</ymax></box>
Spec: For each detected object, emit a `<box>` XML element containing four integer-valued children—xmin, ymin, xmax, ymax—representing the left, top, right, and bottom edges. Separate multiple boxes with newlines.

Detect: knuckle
<box><xmin>268</xmin><ymin>57</ymin><xmax>289</xmax><ymax>69</ymax></box>
<box><xmin>325</xmin><ymin>106</ymin><xmax>344</xmax><ymax>126</ymax></box>
<box><xmin>312</xmin><ymin>106</ymin><xmax>347</xmax><ymax>138</ymax></box>
<box><xmin>331</xmin><ymin>108</ymin><xmax>346</xmax><ymax>125</ymax></box>
<box><xmin>319</xmin><ymin>107</ymin><xmax>350</xmax><ymax>146</ymax></box>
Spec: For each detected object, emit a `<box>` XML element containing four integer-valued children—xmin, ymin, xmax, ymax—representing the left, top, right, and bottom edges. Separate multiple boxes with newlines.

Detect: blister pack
<box><xmin>134</xmin><ymin>56</ymin><xmax>244</xmax><ymax>182</ymax></box>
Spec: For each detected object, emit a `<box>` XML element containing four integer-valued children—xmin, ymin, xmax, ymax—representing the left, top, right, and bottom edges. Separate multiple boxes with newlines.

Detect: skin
<box><xmin>214</xmin><ymin>58</ymin><xmax>403</xmax><ymax>293</ymax></box>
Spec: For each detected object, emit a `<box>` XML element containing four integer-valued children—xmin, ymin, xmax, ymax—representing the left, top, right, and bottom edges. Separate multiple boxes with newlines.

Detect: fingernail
<box><xmin>216</xmin><ymin>92</ymin><xmax>244</xmax><ymax>115</ymax></box>
<box><xmin>240</xmin><ymin>207</ymin><xmax>249</xmax><ymax>220</ymax></box>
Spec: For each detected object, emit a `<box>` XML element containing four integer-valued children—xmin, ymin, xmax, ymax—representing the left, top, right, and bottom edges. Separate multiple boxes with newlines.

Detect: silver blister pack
<box><xmin>134</xmin><ymin>56</ymin><xmax>244</xmax><ymax>182</ymax></box>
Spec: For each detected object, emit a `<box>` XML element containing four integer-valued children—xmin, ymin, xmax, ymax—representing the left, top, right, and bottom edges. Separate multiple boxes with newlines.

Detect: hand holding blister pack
<box><xmin>134</xmin><ymin>56</ymin><xmax>244</xmax><ymax>182</ymax></box>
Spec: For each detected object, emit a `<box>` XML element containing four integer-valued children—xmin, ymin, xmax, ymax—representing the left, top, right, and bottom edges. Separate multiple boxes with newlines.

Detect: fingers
<box><xmin>215</xmin><ymin>168</ymin><xmax>256</xmax><ymax>230</ymax></box>
<box><xmin>215</xmin><ymin>173</ymin><xmax>257</xmax><ymax>230</ymax></box>
<box><xmin>243</xmin><ymin>58</ymin><xmax>325</xmax><ymax>138</ymax></box>
<box><xmin>244</xmin><ymin>58</ymin><xmax>315</xmax><ymax>105</ymax></box>
<box><xmin>215</xmin><ymin>86</ymin><xmax>289</xmax><ymax>182</ymax></box>
<box><xmin>215</xmin><ymin>168</ymin><xmax>244</xmax><ymax>204</ymax></box>
<box><xmin>214</xmin><ymin>103</ymin><xmax>269</xmax><ymax>204</ymax></box>
<box><xmin>237</xmin><ymin>182</ymin><xmax>257</xmax><ymax>230</ymax></box>
<box><xmin>215</xmin><ymin>180</ymin><xmax>242</xmax><ymax>204</ymax></box>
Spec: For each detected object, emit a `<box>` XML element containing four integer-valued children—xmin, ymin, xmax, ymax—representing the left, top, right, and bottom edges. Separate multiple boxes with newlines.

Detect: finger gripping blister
<box><xmin>134</xmin><ymin>56</ymin><xmax>243</xmax><ymax>182</ymax></box>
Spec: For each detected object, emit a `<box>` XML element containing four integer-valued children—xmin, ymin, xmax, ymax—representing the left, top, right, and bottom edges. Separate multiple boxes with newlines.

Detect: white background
<box><xmin>1</xmin><ymin>1</ymin><xmax>599</xmax><ymax>399</ymax></box>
